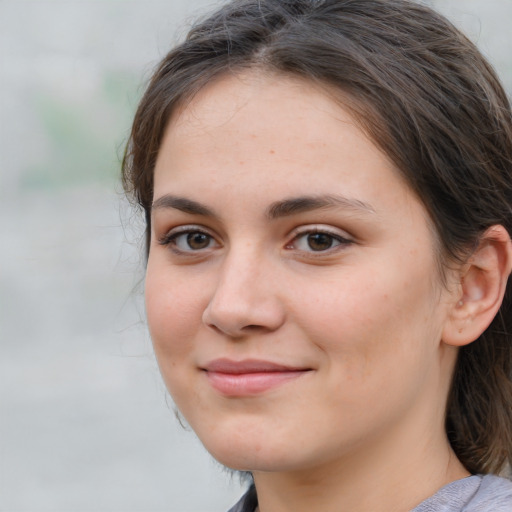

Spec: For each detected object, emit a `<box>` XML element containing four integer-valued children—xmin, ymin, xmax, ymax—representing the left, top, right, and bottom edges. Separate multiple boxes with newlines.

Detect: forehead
<box><xmin>170</xmin><ymin>71</ymin><xmax>350</xmax><ymax>134</ymax></box>
<box><xmin>157</xmin><ymin>72</ymin><xmax>397</xmax><ymax>188</ymax></box>
<box><xmin>154</xmin><ymin>72</ymin><xmax>425</xmax><ymax>223</ymax></box>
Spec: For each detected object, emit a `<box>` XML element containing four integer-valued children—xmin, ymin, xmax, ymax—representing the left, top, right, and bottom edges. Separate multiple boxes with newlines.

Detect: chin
<box><xmin>195</xmin><ymin>425</ymin><xmax>297</xmax><ymax>472</ymax></box>
<box><xmin>201</xmin><ymin>429</ymin><xmax>332</xmax><ymax>474</ymax></box>
<box><xmin>210</xmin><ymin>449</ymin><xmax>296</xmax><ymax>473</ymax></box>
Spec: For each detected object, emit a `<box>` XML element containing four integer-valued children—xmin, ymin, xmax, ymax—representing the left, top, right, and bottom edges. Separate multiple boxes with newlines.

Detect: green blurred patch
<box><xmin>21</xmin><ymin>69</ymin><xmax>141</xmax><ymax>190</ymax></box>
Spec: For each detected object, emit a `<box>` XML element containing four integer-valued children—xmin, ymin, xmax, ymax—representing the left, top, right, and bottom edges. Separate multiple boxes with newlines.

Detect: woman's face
<box><xmin>146</xmin><ymin>72</ymin><xmax>459</xmax><ymax>473</ymax></box>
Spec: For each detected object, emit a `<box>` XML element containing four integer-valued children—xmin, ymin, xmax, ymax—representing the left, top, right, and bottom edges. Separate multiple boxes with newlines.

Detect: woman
<box><xmin>122</xmin><ymin>0</ymin><xmax>512</xmax><ymax>510</ymax></box>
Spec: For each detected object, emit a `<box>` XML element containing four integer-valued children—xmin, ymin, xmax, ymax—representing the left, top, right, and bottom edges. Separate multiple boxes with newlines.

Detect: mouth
<box><xmin>201</xmin><ymin>358</ymin><xmax>312</xmax><ymax>396</ymax></box>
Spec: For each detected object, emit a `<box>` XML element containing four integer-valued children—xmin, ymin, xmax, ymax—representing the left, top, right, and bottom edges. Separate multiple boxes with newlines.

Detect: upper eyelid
<box><xmin>159</xmin><ymin>224</ymin><xmax>215</xmax><ymax>236</ymax></box>
<box><xmin>288</xmin><ymin>224</ymin><xmax>353</xmax><ymax>240</ymax></box>
<box><xmin>156</xmin><ymin>223</ymin><xmax>354</xmax><ymax>247</ymax></box>
<box><xmin>157</xmin><ymin>225</ymin><xmax>217</xmax><ymax>244</ymax></box>
<box><xmin>283</xmin><ymin>225</ymin><xmax>354</xmax><ymax>254</ymax></box>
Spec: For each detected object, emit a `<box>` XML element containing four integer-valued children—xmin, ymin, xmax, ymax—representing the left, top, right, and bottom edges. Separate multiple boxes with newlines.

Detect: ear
<box><xmin>442</xmin><ymin>225</ymin><xmax>512</xmax><ymax>347</ymax></box>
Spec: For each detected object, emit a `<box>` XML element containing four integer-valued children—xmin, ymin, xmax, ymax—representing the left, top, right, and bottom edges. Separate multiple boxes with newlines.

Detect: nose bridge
<box><xmin>202</xmin><ymin>240</ymin><xmax>284</xmax><ymax>336</ymax></box>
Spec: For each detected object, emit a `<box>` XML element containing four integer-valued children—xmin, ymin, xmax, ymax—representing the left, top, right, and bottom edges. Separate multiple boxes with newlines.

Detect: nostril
<box><xmin>205</xmin><ymin>322</ymin><xmax>223</xmax><ymax>335</ymax></box>
<box><xmin>205</xmin><ymin>322</ymin><xmax>263</xmax><ymax>338</ymax></box>
<box><xmin>202</xmin><ymin>288</ymin><xmax>286</xmax><ymax>337</ymax></box>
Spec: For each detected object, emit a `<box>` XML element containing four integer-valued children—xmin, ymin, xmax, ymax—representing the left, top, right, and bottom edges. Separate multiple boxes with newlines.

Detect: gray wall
<box><xmin>1</xmin><ymin>1</ymin><xmax>510</xmax><ymax>511</ymax></box>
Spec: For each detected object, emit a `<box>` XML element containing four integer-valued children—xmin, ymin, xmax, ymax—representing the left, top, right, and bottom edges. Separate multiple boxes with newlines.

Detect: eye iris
<box><xmin>187</xmin><ymin>232</ymin><xmax>210</xmax><ymax>250</ymax></box>
<box><xmin>307</xmin><ymin>233</ymin><xmax>333</xmax><ymax>251</ymax></box>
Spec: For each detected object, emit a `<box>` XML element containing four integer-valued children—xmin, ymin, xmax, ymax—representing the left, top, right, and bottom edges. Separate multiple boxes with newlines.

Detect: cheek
<box><xmin>145</xmin><ymin>265</ymin><xmax>208</xmax><ymax>408</ymax></box>
<box><xmin>290</xmin><ymin>259</ymin><xmax>442</xmax><ymax>371</ymax></box>
<box><xmin>291</xmin><ymin>267</ymin><xmax>444</xmax><ymax>431</ymax></box>
<box><xmin>145</xmin><ymin>261</ymin><xmax>204</xmax><ymax>361</ymax></box>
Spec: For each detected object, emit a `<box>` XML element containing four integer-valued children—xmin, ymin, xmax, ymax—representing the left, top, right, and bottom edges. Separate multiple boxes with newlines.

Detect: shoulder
<box><xmin>413</xmin><ymin>474</ymin><xmax>512</xmax><ymax>512</ymax></box>
<box><xmin>226</xmin><ymin>476</ymin><xmax>512</xmax><ymax>512</ymax></box>
<box><xmin>464</xmin><ymin>474</ymin><xmax>512</xmax><ymax>511</ymax></box>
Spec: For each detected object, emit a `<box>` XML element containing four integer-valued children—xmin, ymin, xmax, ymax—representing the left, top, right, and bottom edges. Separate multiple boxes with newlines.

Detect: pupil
<box><xmin>187</xmin><ymin>233</ymin><xmax>209</xmax><ymax>249</ymax></box>
<box><xmin>307</xmin><ymin>233</ymin><xmax>333</xmax><ymax>251</ymax></box>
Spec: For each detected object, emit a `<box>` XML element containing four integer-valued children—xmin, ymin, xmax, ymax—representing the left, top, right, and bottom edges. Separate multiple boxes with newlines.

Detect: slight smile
<box><xmin>202</xmin><ymin>359</ymin><xmax>313</xmax><ymax>397</ymax></box>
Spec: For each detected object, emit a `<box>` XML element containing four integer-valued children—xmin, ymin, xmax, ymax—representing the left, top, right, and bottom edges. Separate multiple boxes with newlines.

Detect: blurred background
<box><xmin>1</xmin><ymin>1</ymin><xmax>510</xmax><ymax>511</ymax></box>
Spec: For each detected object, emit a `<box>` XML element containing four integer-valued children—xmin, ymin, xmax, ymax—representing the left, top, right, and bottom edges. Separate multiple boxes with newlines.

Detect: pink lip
<box><xmin>202</xmin><ymin>358</ymin><xmax>311</xmax><ymax>396</ymax></box>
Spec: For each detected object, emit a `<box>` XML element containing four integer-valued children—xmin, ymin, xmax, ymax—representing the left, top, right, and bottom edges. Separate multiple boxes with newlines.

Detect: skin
<box><xmin>146</xmin><ymin>72</ymin><xmax>472</xmax><ymax>512</ymax></box>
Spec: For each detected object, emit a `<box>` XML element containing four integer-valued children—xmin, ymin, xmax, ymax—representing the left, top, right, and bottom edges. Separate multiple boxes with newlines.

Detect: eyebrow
<box><xmin>152</xmin><ymin>195</ymin><xmax>217</xmax><ymax>217</ymax></box>
<box><xmin>151</xmin><ymin>193</ymin><xmax>375</xmax><ymax>219</ymax></box>
<box><xmin>266</xmin><ymin>195</ymin><xmax>375</xmax><ymax>219</ymax></box>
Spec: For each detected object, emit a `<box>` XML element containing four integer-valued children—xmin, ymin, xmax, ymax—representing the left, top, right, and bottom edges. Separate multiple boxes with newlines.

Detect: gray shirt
<box><xmin>228</xmin><ymin>475</ymin><xmax>512</xmax><ymax>512</ymax></box>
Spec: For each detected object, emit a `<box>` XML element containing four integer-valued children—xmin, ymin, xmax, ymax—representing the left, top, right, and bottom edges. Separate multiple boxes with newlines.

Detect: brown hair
<box><xmin>122</xmin><ymin>0</ymin><xmax>512</xmax><ymax>475</ymax></box>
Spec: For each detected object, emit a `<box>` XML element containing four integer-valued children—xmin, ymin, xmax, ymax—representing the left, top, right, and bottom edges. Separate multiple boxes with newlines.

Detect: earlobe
<box><xmin>442</xmin><ymin>225</ymin><xmax>512</xmax><ymax>347</ymax></box>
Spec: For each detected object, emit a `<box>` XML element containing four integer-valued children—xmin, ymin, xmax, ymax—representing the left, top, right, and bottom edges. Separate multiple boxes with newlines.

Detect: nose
<box><xmin>202</xmin><ymin>247</ymin><xmax>286</xmax><ymax>338</ymax></box>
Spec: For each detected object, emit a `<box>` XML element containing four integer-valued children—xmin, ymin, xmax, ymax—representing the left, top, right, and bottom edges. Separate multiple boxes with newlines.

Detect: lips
<box><xmin>202</xmin><ymin>358</ymin><xmax>311</xmax><ymax>396</ymax></box>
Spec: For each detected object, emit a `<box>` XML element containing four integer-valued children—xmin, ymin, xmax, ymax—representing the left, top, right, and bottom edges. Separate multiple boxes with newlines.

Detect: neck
<box><xmin>252</xmin><ymin>412</ymin><xmax>469</xmax><ymax>512</ymax></box>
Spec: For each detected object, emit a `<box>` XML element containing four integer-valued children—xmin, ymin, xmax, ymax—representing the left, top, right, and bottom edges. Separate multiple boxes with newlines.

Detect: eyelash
<box><xmin>158</xmin><ymin>227</ymin><xmax>219</xmax><ymax>254</ymax></box>
<box><xmin>287</xmin><ymin>228</ymin><xmax>353</xmax><ymax>254</ymax></box>
<box><xmin>158</xmin><ymin>226</ymin><xmax>353</xmax><ymax>255</ymax></box>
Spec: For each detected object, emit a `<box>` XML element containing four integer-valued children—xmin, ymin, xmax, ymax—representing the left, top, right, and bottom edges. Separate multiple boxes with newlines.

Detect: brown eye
<box><xmin>186</xmin><ymin>232</ymin><xmax>211</xmax><ymax>250</ymax></box>
<box><xmin>159</xmin><ymin>228</ymin><xmax>218</xmax><ymax>253</ymax></box>
<box><xmin>289</xmin><ymin>228</ymin><xmax>352</xmax><ymax>253</ymax></box>
<box><xmin>307</xmin><ymin>233</ymin><xmax>335</xmax><ymax>251</ymax></box>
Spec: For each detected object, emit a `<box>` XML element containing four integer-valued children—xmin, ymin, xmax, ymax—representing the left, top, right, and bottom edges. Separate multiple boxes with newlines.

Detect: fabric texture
<box><xmin>227</xmin><ymin>474</ymin><xmax>512</xmax><ymax>512</ymax></box>
<box><xmin>411</xmin><ymin>474</ymin><xmax>512</xmax><ymax>511</ymax></box>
